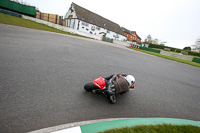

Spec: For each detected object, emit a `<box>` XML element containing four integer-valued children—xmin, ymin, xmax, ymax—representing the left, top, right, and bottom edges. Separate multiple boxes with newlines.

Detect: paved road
<box><xmin>0</xmin><ymin>24</ymin><xmax>200</xmax><ymax>133</ymax></box>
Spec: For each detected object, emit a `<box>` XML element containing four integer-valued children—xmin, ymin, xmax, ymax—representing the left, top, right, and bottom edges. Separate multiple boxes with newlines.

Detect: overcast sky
<box><xmin>23</xmin><ymin>0</ymin><xmax>200</xmax><ymax>49</ymax></box>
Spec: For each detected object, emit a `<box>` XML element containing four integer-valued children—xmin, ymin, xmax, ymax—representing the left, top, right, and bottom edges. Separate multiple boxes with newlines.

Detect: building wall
<box><xmin>66</xmin><ymin>19</ymin><xmax>78</xmax><ymax>29</ymax></box>
<box><xmin>65</xmin><ymin>18</ymin><xmax>126</xmax><ymax>41</ymax></box>
<box><xmin>65</xmin><ymin>4</ymin><xmax>126</xmax><ymax>41</ymax></box>
<box><xmin>65</xmin><ymin>4</ymin><xmax>77</xmax><ymax>20</ymax></box>
<box><xmin>77</xmin><ymin>20</ymin><xmax>126</xmax><ymax>41</ymax></box>
<box><xmin>124</xmin><ymin>32</ymin><xmax>141</xmax><ymax>43</ymax></box>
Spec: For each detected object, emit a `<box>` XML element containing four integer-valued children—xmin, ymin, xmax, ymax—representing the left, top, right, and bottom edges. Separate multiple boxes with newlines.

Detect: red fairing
<box><xmin>93</xmin><ymin>77</ymin><xmax>105</xmax><ymax>90</ymax></box>
<box><xmin>131</xmin><ymin>84</ymin><xmax>135</xmax><ymax>88</ymax></box>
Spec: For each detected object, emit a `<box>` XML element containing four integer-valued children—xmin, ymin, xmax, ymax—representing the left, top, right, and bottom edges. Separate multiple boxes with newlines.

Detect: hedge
<box><xmin>149</xmin><ymin>44</ymin><xmax>182</xmax><ymax>52</ymax></box>
<box><xmin>149</xmin><ymin>43</ymin><xmax>200</xmax><ymax>57</ymax></box>
<box><xmin>187</xmin><ymin>51</ymin><xmax>200</xmax><ymax>57</ymax></box>
<box><xmin>148</xmin><ymin>44</ymin><xmax>165</xmax><ymax>49</ymax></box>
<box><xmin>176</xmin><ymin>49</ymin><xmax>182</xmax><ymax>53</ymax></box>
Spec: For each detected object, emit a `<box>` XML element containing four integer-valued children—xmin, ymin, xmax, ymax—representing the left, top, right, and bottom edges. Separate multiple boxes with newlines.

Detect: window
<box><xmin>96</xmin><ymin>26</ymin><xmax>101</xmax><ymax>30</ymax></box>
<box><xmin>113</xmin><ymin>34</ymin><xmax>119</xmax><ymax>38</ymax></box>
<box><xmin>91</xmin><ymin>26</ymin><xmax>95</xmax><ymax>31</ymax></box>
<box><xmin>68</xmin><ymin>15</ymin><xmax>73</xmax><ymax>18</ymax></box>
<box><xmin>82</xmin><ymin>22</ymin><xmax>89</xmax><ymax>27</ymax></box>
<box><xmin>107</xmin><ymin>30</ymin><xmax>110</xmax><ymax>33</ymax></box>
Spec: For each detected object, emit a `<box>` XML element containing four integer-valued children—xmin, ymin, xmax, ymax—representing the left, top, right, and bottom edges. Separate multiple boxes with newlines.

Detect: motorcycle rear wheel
<box><xmin>84</xmin><ymin>82</ymin><xmax>98</xmax><ymax>91</ymax></box>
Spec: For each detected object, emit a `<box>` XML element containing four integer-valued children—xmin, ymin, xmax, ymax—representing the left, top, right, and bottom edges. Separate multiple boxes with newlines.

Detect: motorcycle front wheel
<box><xmin>84</xmin><ymin>82</ymin><xmax>98</xmax><ymax>91</ymax></box>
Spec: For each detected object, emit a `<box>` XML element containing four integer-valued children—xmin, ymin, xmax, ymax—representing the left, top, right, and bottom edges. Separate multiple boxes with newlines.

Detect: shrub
<box><xmin>149</xmin><ymin>44</ymin><xmax>180</xmax><ymax>52</ymax></box>
<box><xmin>176</xmin><ymin>49</ymin><xmax>182</xmax><ymax>53</ymax></box>
<box><xmin>170</xmin><ymin>48</ymin><xmax>176</xmax><ymax>52</ymax></box>
<box><xmin>149</xmin><ymin>44</ymin><xmax>165</xmax><ymax>49</ymax></box>
<box><xmin>187</xmin><ymin>51</ymin><xmax>200</xmax><ymax>57</ymax></box>
<box><xmin>147</xmin><ymin>43</ymin><xmax>200</xmax><ymax>57</ymax></box>
<box><xmin>183</xmin><ymin>47</ymin><xmax>191</xmax><ymax>51</ymax></box>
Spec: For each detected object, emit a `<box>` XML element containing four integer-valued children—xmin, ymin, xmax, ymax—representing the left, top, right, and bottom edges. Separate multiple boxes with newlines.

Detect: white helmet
<box><xmin>124</xmin><ymin>75</ymin><xmax>135</xmax><ymax>88</ymax></box>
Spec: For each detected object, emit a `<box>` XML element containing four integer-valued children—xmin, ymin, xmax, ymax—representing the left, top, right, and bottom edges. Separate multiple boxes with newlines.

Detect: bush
<box><xmin>183</xmin><ymin>47</ymin><xmax>191</xmax><ymax>51</ymax></box>
<box><xmin>187</xmin><ymin>51</ymin><xmax>200</xmax><ymax>57</ymax></box>
<box><xmin>149</xmin><ymin>44</ymin><xmax>165</xmax><ymax>49</ymax></box>
<box><xmin>149</xmin><ymin>44</ymin><xmax>182</xmax><ymax>52</ymax></box>
<box><xmin>148</xmin><ymin>43</ymin><xmax>200</xmax><ymax>57</ymax></box>
<box><xmin>170</xmin><ymin>48</ymin><xmax>176</xmax><ymax>52</ymax></box>
<box><xmin>176</xmin><ymin>49</ymin><xmax>182</xmax><ymax>53</ymax></box>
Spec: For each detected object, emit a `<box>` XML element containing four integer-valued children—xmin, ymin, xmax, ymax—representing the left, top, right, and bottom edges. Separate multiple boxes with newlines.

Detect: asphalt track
<box><xmin>0</xmin><ymin>24</ymin><xmax>200</xmax><ymax>133</ymax></box>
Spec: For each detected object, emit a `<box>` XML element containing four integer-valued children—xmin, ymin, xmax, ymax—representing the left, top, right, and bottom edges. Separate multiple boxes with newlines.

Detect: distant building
<box><xmin>147</xmin><ymin>35</ymin><xmax>151</xmax><ymax>41</ymax></box>
<box><xmin>144</xmin><ymin>34</ymin><xmax>151</xmax><ymax>44</ymax></box>
<box><xmin>64</xmin><ymin>3</ymin><xmax>126</xmax><ymax>41</ymax></box>
<box><xmin>121</xmin><ymin>27</ymin><xmax>141</xmax><ymax>43</ymax></box>
<box><xmin>144</xmin><ymin>35</ymin><xmax>166</xmax><ymax>45</ymax></box>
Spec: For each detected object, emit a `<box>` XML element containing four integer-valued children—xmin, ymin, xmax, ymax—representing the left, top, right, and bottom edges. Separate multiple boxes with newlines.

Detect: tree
<box><xmin>192</xmin><ymin>37</ymin><xmax>200</xmax><ymax>52</ymax></box>
<box><xmin>196</xmin><ymin>36</ymin><xmax>200</xmax><ymax>46</ymax></box>
<box><xmin>183</xmin><ymin>46</ymin><xmax>191</xmax><ymax>51</ymax></box>
<box><xmin>36</xmin><ymin>7</ymin><xmax>40</xmax><ymax>12</ymax></box>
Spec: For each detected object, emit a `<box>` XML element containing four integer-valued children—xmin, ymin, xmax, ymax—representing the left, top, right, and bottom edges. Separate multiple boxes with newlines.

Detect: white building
<box><xmin>64</xmin><ymin>3</ymin><xmax>126</xmax><ymax>41</ymax></box>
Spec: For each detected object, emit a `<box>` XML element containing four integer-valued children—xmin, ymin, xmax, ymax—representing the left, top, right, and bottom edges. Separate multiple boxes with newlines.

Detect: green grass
<box><xmin>128</xmin><ymin>47</ymin><xmax>200</xmax><ymax>68</ymax></box>
<box><xmin>99</xmin><ymin>124</ymin><xmax>200</xmax><ymax>133</ymax></box>
<box><xmin>0</xmin><ymin>13</ymin><xmax>86</xmax><ymax>38</ymax></box>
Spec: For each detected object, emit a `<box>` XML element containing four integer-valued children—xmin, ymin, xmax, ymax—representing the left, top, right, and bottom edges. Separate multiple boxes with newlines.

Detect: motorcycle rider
<box><xmin>93</xmin><ymin>74</ymin><xmax>136</xmax><ymax>104</ymax></box>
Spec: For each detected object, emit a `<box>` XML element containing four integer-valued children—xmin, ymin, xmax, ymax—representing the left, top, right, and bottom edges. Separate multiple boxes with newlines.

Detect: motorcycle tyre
<box><xmin>84</xmin><ymin>82</ymin><xmax>98</xmax><ymax>91</ymax></box>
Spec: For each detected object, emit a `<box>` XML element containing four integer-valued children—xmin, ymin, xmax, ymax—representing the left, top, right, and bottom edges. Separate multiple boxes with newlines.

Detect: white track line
<box><xmin>51</xmin><ymin>126</ymin><xmax>82</xmax><ymax>133</ymax></box>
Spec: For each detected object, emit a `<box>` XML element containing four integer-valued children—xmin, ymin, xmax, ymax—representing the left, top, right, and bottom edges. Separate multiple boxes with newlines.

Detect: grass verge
<box><xmin>99</xmin><ymin>124</ymin><xmax>200</xmax><ymax>133</ymax></box>
<box><xmin>128</xmin><ymin>47</ymin><xmax>200</xmax><ymax>68</ymax></box>
<box><xmin>0</xmin><ymin>13</ymin><xmax>87</xmax><ymax>38</ymax></box>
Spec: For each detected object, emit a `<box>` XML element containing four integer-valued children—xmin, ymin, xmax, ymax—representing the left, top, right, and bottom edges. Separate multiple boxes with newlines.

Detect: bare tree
<box><xmin>191</xmin><ymin>37</ymin><xmax>200</xmax><ymax>52</ymax></box>
<box><xmin>196</xmin><ymin>36</ymin><xmax>200</xmax><ymax>45</ymax></box>
<box><xmin>195</xmin><ymin>36</ymin><xmax>200</xmax><ymax>52</ymax></box>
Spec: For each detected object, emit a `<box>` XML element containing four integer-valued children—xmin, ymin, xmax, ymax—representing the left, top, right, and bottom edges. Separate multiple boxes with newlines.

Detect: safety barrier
<box><xmin>140</xmin><ymin>47</ymin><xmax>161</xmax><ymax>53</ymax></box>
<box><xmin>0</xmin><ymin>0</ymin><xmax>35</xmax><ymax>16</ymax></box>
<box><xmin>131</xmin><ymin>45</ymin><xmax>161</xmax><ymax>53</ymax></box>
<box><xmin>102</xmin><ymin>36</ymin><xmax>113</xmax><ymax>43</ymax></box>
<box><xmin>0</xmin><ymin>8</ymin><xmax>21</xmax><ymax>17</ymax></box>
<box><xmin>192</xmin><ymin>57</ymin><xmax>200</xmax><ymax>63</ymax></box>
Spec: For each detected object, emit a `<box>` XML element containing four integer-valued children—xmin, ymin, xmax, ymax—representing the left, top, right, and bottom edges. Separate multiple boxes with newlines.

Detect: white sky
<box><xmin>23</xmin><ymin>0</ymin><xmax>200</xmax><ymax>49</ymax></box>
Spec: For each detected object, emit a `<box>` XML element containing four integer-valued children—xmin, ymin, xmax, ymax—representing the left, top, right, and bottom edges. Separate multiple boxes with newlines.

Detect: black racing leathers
<box><xmin>103</xmin><ymin>74</ymin><xmax>117</xmax><ymax>103</ymax></box>
<box><xmin>103</xmin><ymin>74</ymin><xmax>130</xmax><ymax>103</ymax></box>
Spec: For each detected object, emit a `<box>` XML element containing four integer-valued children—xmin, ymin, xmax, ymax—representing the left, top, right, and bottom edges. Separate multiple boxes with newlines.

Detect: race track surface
<box><xmin>0</xmin><ymin>24</ymin><xmax>200</xmax><ymax>133</ymax></box>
